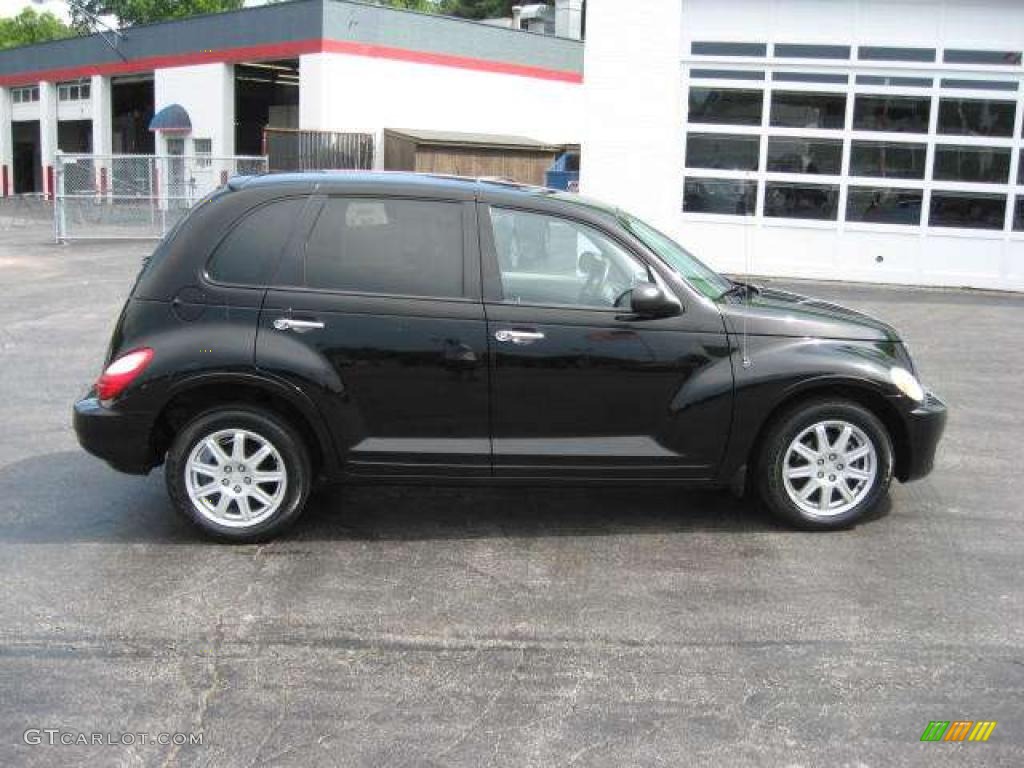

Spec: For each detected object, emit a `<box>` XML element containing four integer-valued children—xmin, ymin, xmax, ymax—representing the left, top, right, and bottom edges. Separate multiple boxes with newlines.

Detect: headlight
<box><xmin>890</xmin><ymin>366</ymin><xmax>925</xmax><ymax>402</ymax></box>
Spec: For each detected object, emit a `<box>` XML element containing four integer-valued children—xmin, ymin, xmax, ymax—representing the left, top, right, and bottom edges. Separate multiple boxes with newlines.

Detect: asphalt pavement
<box><xmin>0</xmin><ymin>221</ymin><xmax>1022</xmax><ymax>767</ymax></box>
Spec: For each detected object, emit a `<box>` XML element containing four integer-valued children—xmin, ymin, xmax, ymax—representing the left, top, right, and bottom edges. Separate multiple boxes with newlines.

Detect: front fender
<box><xmin>719</xmin><ymin>335</ymin><xmax>905</xmax><ymax>482</ymax></box>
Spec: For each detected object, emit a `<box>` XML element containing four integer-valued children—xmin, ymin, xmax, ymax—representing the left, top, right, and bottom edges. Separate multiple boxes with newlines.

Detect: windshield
<box><xmin>621</xmin><ymin>213</ymin><xmax>732</xmax><ymax>300</ymax></box>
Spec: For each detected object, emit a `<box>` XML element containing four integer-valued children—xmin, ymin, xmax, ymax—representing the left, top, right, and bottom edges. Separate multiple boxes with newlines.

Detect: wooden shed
<box><xmin>382</xmin><ymin>128</ymin><xmax>564</xmax><ymax>186</ymax></box>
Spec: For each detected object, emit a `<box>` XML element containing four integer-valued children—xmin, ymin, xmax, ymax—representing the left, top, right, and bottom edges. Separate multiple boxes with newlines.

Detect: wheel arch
<box><xmin>150</xmin><ymin>373</ymin><xmax>337</xmax><ymax>478</ymax></box>
<box><xmin>739</xmin><ymin>378</ymin><xmax>910</xmax><ymax>491</ymax></box>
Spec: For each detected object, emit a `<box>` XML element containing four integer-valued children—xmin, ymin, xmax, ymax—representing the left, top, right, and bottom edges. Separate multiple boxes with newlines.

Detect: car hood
<box><xmin>718</xmin><ymin>286</ymin><xmax>901</xmax><ymax>342</ymax></box>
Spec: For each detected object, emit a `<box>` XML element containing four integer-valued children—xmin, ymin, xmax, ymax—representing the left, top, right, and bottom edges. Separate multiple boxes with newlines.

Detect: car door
<box><xmin>256</xmin><ymin>194</ymin><xmax>490</xmax><ymax>478</ymax></box>
<box><xmin>479</xmin><ymin>202</ymin><xmax>733</xmax><ymax>480</ymax></box>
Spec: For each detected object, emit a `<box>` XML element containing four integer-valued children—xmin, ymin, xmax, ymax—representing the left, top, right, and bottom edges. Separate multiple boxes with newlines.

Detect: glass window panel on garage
<box><xmin>938</xmin><ymin>98</ymin><xmax>1015</xmax><ymax>137</ymax></box>
<box><xmin>847</xmin><ymin>187</ymin><xmax>923</xmax><ymax>225</ymax></box>
<box><xmin>929</xmin><ymin>192</ymin><xmax>1006</xmax><ymax>230</ymax></box>
<box><xmin>770</xmin><ymin>91</ymin><xmax>845</xmax><ymax>129</ymax></box>
<box><xmin>850</xmin><ymin>141</ymin><xmax>926</xmax><ymax>179</ymax></box>
<box><xmin>685</xmin><ymin>133</ymin><xmax>760</xmax><ymax>171</ymax></box>
<box><xmin>853</xmin><ymin>95</ymin><xmax>930</xmax><ymax>133</ymax></box>
<box><xmin>683</xmin><ymin>178</ymin><xmax>757</xmax><ymax>215</ymax></box>
<box><xmin>766</xmin><ymin>137</ymin><xmax>842</xmax><ymax>174</ymax></box>
<box><xmin>688</xmin><ymin>87</ymin><xmax>763</xmax><ymax>126</ymax></box>
<box><xmin>1014</xmin><ymin>198</ymin><xmax>1024</xmax><ymax>231</ymax></box>
<box><xmin>764</xmin><ymin>182</ymin><xmax>839</xmax><ymax>220</ymax></box>
<box><xmin>933</xmin><ymin>145</ymin><xmax>1011</xmax><ymax>184</ymax></box>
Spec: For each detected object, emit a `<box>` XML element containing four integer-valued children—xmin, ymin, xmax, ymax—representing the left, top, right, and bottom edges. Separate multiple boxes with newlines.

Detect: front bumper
<box><xmin>73</xmin><ymin>395</ymin><xmax>158</xmax><ymax>475</ymax></box>
<box><xmin>898</xmin><ymin>390</ymin><xmax>947</xmax><ymax>482</ymax></box>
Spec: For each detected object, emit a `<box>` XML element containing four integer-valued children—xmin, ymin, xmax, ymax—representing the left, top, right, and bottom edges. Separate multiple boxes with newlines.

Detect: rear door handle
<box><xmin>495</xmin><ymin>329</ymin><xmax>545</xmax><ymax>345</ymax></box>
<box><xmin>273</xmin><ymin>317</ymin><xmax>325</xmax><ymax>333</ymax></box>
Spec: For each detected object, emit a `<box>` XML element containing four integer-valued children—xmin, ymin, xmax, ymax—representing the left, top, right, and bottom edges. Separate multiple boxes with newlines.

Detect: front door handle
<box><xmin>495</xmin><ymin>329</ymin><xmax>545</xmax><ymax>345</ymax></box>
<box><xmin>273</xmin><ymin>317</ymin><xmax>325</xmax><ymax>333</ymax></box>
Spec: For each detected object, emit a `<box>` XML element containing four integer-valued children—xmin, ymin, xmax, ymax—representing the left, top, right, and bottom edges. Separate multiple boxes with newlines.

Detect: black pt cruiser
<box><xmin>74</xmin><ymin>173</ymin><xmax>946</xmax><ymax>541</ymax></box>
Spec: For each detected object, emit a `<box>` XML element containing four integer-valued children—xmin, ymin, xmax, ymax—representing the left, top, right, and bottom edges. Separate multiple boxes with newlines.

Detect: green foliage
<box><xmin>374</xmin><ymin>0</ymin><xmax>517</xmax><ymax>19</ymax></box>
<box><xmin>0</xmin><ymin>8</ymin><xmax>74</xmax><ymax>50</ymax></box>
<box><xmin>439</xmin><ymin>0</ymin><xmax>517</xmax><ymax>19</ymax></box>
<box><xmin>71</xmin><ymin>0</ymin><xmax>245</xmax><ymax>31</ymax></box>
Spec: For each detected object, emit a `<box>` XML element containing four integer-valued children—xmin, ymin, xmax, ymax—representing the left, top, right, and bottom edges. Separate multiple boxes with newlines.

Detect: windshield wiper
<box><xmin>718</xmin><ymin>279</ymin><xmax>761</xmax><ymax>299</ymax></box>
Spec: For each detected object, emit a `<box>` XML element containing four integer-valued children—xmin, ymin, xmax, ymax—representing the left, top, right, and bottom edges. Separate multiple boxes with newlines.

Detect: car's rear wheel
<box><xmin>757</xmin><ymin>399</ymin><xmax>893</xmax><ymax>530</ymax></box>
<box><xmin>166</xmin><ymin>407</ymin><xmax>311</xmax><ymax>542</ymax></box>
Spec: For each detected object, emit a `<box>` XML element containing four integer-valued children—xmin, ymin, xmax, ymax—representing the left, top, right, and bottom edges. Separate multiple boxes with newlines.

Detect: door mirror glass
<box><xmin>630</xmin><ymin>283</ymin><xmax>679</xmax><ymax>317</ymax></box>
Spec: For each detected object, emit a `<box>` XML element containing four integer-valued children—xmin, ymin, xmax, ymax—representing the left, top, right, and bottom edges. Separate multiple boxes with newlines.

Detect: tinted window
<box><xmin>206</xmin><ymin>198</ymin><xmax>305</xmax><ymax>285</ymax></box>
<box><xmin>764</xmin><ymin>183</ymin><xmax>839</xmax><ymax>220</ymax></box>
<box><xmin>688</xmin><ymin>87</ymin><xmax>763</xmax><ymax>126</ymax></box>
<box><xmin>858</xmin><ymin>46</ymin><xmax>935</xmax><ymax>62</ymax></box>
<box><xmin>1014</xmin><ymin>198</ymin><xmax>1024</xmax><ymax>231</ymax></box>
<box><xmin>850</xmin><ymin>141</ymin><xmax>927</xmax><ymax>179</ymax></box>
<box><xmin>846</xmin><ymin>188</ymin><xmax>922</xmax><ymax>225</ymax></box>
<box><xmin>853</xmin><ymin>96</ymin><xmax>930</xmax><ymax>133</ymax></box>
<box><xmin>692</xmin><ymin>41</ymin><xmax>767</xmax><ymax>57</ymax></box>
<box><xmin>773</xmin><ymin>72</ymin><xmax>847</xmax><ymax>84</ymax></box>
<box><xmin>929</xmin><ymin>193</ymin><xmax>1006</xmax><ymax>230</ymax></box>
<box><xmin>684</xmin><ymin>178</ymin><xmax>757</xmax><ymax>215</ymax></box>
<box><xmin>690</xmin><ymin>69</ymin><xmax>765</xmax><ymax>81</ymax></box>
<box><xmin>856</xmin><ymin>75</ymin><xmax>931</xmax><ymax>88</ymax></box>
<box><xmin>766</xmin><ymin>137</ymin><xmax>842</xmax><ymax>174</ymax></box>
<box><xmin>304</xmin><ymin>198</ymin><xmax>464</xmax><ymax>297</ymax></box>
<box><xmin>933</xmin><ymin>146</ymin><xmax>1011</xmax><ymax>184</ymax></box>
<box><xmin>770</xmin><ymin>91</ymin><xmax>845</xmax><ymax>129</ymax></box>
<box><xmin>941</xmin><ymin>79</ymin><xmax>1017</xmax><ymax>92</ymax></box>
<box><xmin>943</xmin><ymin>49</ymin><xmax>1022</xmax><ymax>66</ymax></box>
<box><xmin>774</xmin><ymin>43</ymin><xmax>850</xmax><ymax>59</ymax></box>
<box><xmin>489</xmin><ymin>208</ymin><xmax>654</xmax><ymax>309</ymax></box>
<box><xmin>937</xmin><ymin>98</ymin><xmax>1015</xmax><ymax>137</ymax></box>
<box><xmin>686</xmin><ymin>133</ymin><xmax>760</xmax><ymax>170</ymax></box>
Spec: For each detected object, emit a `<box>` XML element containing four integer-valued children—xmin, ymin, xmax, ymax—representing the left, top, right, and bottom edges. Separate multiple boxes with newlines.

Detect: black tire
<box><xmin>165</xmin><ymin>407</ymin><xmax>312</xmax><ymax>542</ymax></box>
<box><xmin>756</xmin><ymin>398</ymin><xmax>893</xmax><ymax>530</ymax></box>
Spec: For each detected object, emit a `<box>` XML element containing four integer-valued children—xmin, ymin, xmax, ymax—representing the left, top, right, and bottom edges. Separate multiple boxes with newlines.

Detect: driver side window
<box><xmin>489</xmin><ymin>207</ymin><xmax>654</xmax><ymax>309</ymax></box>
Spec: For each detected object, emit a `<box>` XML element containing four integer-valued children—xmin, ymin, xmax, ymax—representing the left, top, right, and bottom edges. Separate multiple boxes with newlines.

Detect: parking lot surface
<box><xmin>1</xmin><ymin>222</ymin><xmax>1022</xmax><ymax>767</ymax></box>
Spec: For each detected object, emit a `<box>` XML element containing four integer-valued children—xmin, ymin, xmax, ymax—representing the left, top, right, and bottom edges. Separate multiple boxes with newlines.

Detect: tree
<box><xmin>439</xmin><ymin>0</ymin><xmax>516</xmax><ymax>19</ymax></box>
<box><xmin>374</xmin><ymin>0</ymin><xmax>517</xmax><ymax>19</ymax></box>
<box><xmin>70</xmin><ymin>0</ymin><xmax>245</xmax><ymax>31</ymax></box>
<box><xmin>0</xmin><ymin>8</ymin><xmax>74</xmax><ymax>49</ymax></box>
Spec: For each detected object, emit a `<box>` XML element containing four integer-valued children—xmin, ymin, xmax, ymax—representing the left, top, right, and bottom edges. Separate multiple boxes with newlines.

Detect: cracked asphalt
<box><xmin>0</xmin><ymin>220</ymin><xmax>1022</xmax><ymax>767</ymax></box>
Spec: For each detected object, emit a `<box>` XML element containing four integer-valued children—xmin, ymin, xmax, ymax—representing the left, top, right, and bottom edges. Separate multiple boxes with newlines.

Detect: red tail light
<box><xmin>96</xmin><ymin>348</ymin><xmax>153</xmax><ymax>401</ymax></box>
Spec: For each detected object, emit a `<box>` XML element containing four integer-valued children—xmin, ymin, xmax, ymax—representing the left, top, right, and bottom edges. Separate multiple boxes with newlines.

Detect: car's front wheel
<box><xmin>165</xmin><ymin>407</ymin><xmax>312</xmax><ymax>542</ymax></box>
<box><xmin>757</xmin><ymin>399</ymin><xmax>893</xmax><ymax>530</ymax></box>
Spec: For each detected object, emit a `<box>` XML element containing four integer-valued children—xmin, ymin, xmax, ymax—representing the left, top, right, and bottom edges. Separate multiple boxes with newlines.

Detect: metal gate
<box><xmin>54</xmin><ymin>153</ymin><xmax>268</xmax><ymax>241</ymax></box>
<box><xmin>263</xmin><ymin>129</ymin><xmax>374</xmax><ymax>172</ymax></box>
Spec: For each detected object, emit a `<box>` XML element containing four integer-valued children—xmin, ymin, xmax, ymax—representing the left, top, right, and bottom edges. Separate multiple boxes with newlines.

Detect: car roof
<box><xmin>229</xmin><ymin>171</ymin><xmax>619</xmax><ymax>218</ymax></box>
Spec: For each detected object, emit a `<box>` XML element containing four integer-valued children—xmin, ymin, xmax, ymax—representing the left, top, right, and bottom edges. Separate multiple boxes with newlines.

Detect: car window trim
<box><xmin>477</xmin><ymin>202</ymin><xmax>680</xmax><ymax>311</ymax></box>
<box><xmin>200</xmin><ymin>194</ymin><xmax>315</xmax><ymax>291</ymax></box>
<box><xmin>278</xmin><ymin>193</ymin><xmax>479</xmax><ymax>302</ymax></box>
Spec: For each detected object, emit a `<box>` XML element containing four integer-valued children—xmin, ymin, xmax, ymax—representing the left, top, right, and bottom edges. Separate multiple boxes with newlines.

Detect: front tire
<box><xmin>756</xmin><ymin>399</ymin><xmax>893</xmax><ymax>530</ymax></box>
<box><xmin>165</xmin><ymin>407</ymin><xmax>312</xmax><ymax>542</ymax></box>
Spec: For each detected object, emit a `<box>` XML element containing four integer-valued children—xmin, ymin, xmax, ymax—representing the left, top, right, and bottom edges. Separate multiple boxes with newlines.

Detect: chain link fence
<box><xmin>54</xmin><ymin>153</ymin><xmax>268</xmax><ymax>241</ymax></box>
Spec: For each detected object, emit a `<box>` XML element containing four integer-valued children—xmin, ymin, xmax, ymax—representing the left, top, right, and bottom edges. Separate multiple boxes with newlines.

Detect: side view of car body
<box><xmin>74</xmin><ymin>172</ymin><xmax>946</xmax><ymax>541</ymax></box>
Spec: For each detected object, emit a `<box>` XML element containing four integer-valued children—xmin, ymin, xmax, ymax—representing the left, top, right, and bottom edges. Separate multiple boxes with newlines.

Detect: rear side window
<box><xmin>304</xmin><ymin>197</ymin><xmax>464</xmax><ymax>298</ymax></box>
<box><xmin>206</xmin><ymin>198</ymin><xmax>305</xmax><ymax>285</ymax></box>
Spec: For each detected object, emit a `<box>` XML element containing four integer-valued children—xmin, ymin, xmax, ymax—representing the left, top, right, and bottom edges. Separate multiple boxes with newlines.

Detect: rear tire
<box><xmin>756</xmin><ymin>398</ymin><xmax>893</xmax><ymax>530</ymax></box>
<box><xmin>165</xmin><ymin>407</ymin><xmax>312</xmax><ymax>542</ymax></box>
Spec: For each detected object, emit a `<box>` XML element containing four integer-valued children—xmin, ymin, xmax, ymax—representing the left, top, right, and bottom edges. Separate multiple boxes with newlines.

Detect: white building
<box><xmin>0</xmin><ymin>0</ymin><xmax>583</xmax><ymax>196</ymax></box>
<box><xmin>583</xmin><ymin>0</ymin><xmax>1024</xmax><ymax>291</ymax></box>
<box><xmin>3</xmin><ymin>0</ymin><xmax>1024</xmax><ymax>290</ymax></box>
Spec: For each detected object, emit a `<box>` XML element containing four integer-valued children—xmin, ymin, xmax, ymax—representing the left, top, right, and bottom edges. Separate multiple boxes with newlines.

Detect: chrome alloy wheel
<box><xmin>781</xmin><ymin>420</ymin><xmax>877</xmax><ymax>518</ymax></box>
<box><xmin>185</xmin><ymin>428</ymin><xmax>287</xmax><ymax>528</ymax></box>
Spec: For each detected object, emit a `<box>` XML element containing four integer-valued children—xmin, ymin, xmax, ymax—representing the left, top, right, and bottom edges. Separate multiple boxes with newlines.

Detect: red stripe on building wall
<box><xmin>0</xmin><ymin>37</ymin><xmax>581</xmax><ymax>87</ymax></box>
<box><xmin>321</xmin><ymin>39</ymin><xmax>583</xmax><ymax>83</ymax></box>
<box><xmin>2</xmin><ymin>165</ymin><xmax>8</xmax><ymax>197</ymax></box>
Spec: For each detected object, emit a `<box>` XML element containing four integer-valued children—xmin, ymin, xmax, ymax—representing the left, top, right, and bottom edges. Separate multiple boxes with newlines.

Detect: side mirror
<box><xmin>630</xmin><ymin>283</ymin><xmax>679</xmax><ymax>318</ymax></box>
